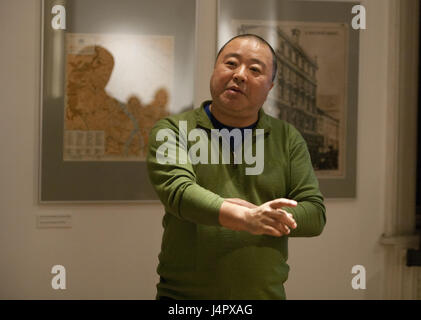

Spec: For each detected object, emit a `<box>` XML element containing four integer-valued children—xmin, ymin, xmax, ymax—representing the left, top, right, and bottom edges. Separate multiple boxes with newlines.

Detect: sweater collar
<box><xmin>195</xmin><ymin>100</ymin><xmax>272</xmax><ymax>135</ymax></box>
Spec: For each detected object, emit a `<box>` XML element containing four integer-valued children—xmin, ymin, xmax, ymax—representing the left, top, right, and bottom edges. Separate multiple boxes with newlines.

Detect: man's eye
<box><xmin>250</xmin><ymin>67</ymin><xmax>261</xmax><ymax>73</ymax></box>
<box><xmin>226</xmin><ymin>61</ymin><xmax>236</xmax><ymax>67</ymax></box>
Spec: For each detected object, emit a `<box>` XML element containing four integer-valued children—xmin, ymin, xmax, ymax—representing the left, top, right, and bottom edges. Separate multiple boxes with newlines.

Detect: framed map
<box><xmin>40</xmin><ymin>0</ymin><xmax>196</xmax><ymax>202</ymax></box>
<box><xmin>64</xmin><ymin>34</ymin><xmax>173</xmax><ymax>162</ymax></box>
<box><xmin>217</xmin><ymin>0</ymin><xmax>360</xmax><ymax>198</ymax></box>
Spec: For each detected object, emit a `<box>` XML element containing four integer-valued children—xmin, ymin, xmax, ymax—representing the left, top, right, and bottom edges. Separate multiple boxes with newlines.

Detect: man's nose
<box><xmin>233</xmin><ymin>65</ymin><xmax>246</xmax><ymax>83</ymax></box>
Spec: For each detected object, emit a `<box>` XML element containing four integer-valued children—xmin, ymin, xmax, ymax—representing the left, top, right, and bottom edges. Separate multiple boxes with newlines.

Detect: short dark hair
<box><xmin>215</xmin><ymin>34</ymin><xmax>278</xmax><ymax>82</ymax></box>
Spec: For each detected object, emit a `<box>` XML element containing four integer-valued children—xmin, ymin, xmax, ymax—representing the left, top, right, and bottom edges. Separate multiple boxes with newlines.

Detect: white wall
<box><xmin>0</xmin><ymin>0</ymin><xmax>163</xmax><ymax>299</ymax></box>
<box><xmin>0</xmin><ymin>0</ymin><xmax>395</xmax><ymax>299</ymax></box>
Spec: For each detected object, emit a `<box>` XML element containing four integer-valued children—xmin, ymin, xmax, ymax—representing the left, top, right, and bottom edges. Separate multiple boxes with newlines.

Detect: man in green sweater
<box><xmin>147</xmin><ymin>34</ymin><xmax>326</xmax><ymax>299</ymax></box>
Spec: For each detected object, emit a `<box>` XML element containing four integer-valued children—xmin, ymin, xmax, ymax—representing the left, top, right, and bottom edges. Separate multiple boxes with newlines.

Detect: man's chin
<box><xmin>217</xmin><ymin>96</ymin><xmax>247</xmax><ymax>110</ymax></box>
<box><xmin>220</xmin><ymin>102</ymin><xmax>247</xmax><ymax>112</ymax></box>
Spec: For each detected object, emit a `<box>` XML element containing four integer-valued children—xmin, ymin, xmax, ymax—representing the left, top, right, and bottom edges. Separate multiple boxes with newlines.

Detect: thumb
<box><xmin>269</xmin><ymin>198</ymin><xmax>297</xmax><ymax>209</ymax></box>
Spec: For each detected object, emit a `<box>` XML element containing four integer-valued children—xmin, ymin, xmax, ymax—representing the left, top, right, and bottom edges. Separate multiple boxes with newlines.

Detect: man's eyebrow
<box><xmin>223</xmin><ymin>53</ymin><xmax>267</xmax><ymax>67</ymax></box>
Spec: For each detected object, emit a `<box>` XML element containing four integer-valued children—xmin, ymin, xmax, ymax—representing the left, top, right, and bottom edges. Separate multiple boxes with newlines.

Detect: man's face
<box><xmin>210</xmin><ymin>37</ymin><xmax>274</xmax><ymax>117</ymax></box>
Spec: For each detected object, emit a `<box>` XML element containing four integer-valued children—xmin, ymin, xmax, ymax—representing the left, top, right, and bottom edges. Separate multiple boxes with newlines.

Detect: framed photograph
<box><xmin>40</xmin><ymin>0</ymin><xmax>197</xmax><ymax>202</ymax></box>
<box><xmin>217</xmin><ymin>0</ymin><xmax>360</xmax><ymax>198</ymax></box>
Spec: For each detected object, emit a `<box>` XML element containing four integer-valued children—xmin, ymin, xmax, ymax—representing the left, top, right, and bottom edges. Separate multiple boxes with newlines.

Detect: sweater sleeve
<box><xmin>283</xmin><ymin>125</ymin><xmax>327</xmax><ymax>237</ymax></box>
<box><xmin>146</xmin><ymin>118</ymin><xmax>225</xmax><ymax>226</ymax></box>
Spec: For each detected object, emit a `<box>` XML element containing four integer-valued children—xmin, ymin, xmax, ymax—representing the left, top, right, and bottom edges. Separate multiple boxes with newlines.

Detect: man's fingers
<box><xmin>244</xmin><ymin>200</ymin><xmax>298</xmax><ymax>237</ymax></box>
<box><xmin>268</xmin><ymin>198</ymin><xmax>297</xmax><ymax>209</ymax></box>
<box><xmin>269</xmin><ymin>219</ymin><xmax>291</xmax><ymax>235</ymax></box>
<box><xmin>262</xmin><ymin>225</ymin><xmax>283</xmax><ymax>237</ymax></box>
<box><xmin>266</xmin><ymin>210</ymin><xmax>297</xmax><ymax>229</ymax></box>
<box><xmin>262</xmin><ymin>217</ymin><xmax>293</xmax><ymax>236</ymax></box>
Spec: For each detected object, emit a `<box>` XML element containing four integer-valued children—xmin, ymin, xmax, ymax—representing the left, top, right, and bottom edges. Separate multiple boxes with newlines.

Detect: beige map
<box><xmin>64</xmin><ymin>33</ymin><xmax>173</xmax><ymax>161</ymax></box>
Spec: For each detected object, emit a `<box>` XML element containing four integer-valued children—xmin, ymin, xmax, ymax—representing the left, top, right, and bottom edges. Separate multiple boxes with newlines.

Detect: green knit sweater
<box><xmin>147</xmin><ymin>101</ymin><xmax>326</xmax><ymax>300</ymax></box>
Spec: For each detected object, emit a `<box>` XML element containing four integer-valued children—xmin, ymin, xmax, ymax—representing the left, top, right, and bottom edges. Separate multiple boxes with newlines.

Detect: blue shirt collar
<box><xmin>203</xmin><ymin>102</ymin><xmax>258</xmax><ymax>131</ymax></box>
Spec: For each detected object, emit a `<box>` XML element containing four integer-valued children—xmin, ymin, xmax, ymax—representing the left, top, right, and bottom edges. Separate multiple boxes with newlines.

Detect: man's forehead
<box><xmin>220</xmin><ymin>38</ymin><xmax>272</xmax><ymax>61</ymax></box>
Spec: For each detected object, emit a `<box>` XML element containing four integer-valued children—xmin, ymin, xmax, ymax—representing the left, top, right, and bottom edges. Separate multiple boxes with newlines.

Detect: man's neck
<box><xmin>209</xmin><ymin>104</ymin><xmax>259</xmax><ymax>128</ymax></box>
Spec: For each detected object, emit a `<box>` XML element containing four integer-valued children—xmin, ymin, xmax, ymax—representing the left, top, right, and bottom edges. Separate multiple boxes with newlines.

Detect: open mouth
<box><xmin>226</xmin><ymin>87</ymin><xmax>243</xmax><ymax>94</ymax></box>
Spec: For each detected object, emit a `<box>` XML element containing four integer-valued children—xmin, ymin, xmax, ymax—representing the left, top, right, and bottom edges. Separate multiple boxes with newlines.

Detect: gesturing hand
<box><xmin>243</xmin><ymin>198</ymin><xmax>297</xmax><ymax>237</ymax></box>
<box><xmin>219</xmin><ymin>198</ymin><xmax>298</xmax><ymax>237</ymax></box>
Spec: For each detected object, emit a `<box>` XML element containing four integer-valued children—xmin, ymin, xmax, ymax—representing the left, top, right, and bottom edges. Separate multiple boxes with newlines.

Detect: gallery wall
<box><xmin>0</xmin><ymin>0</ymin><xmax>396</xmax><ymax>299</ymax></box>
